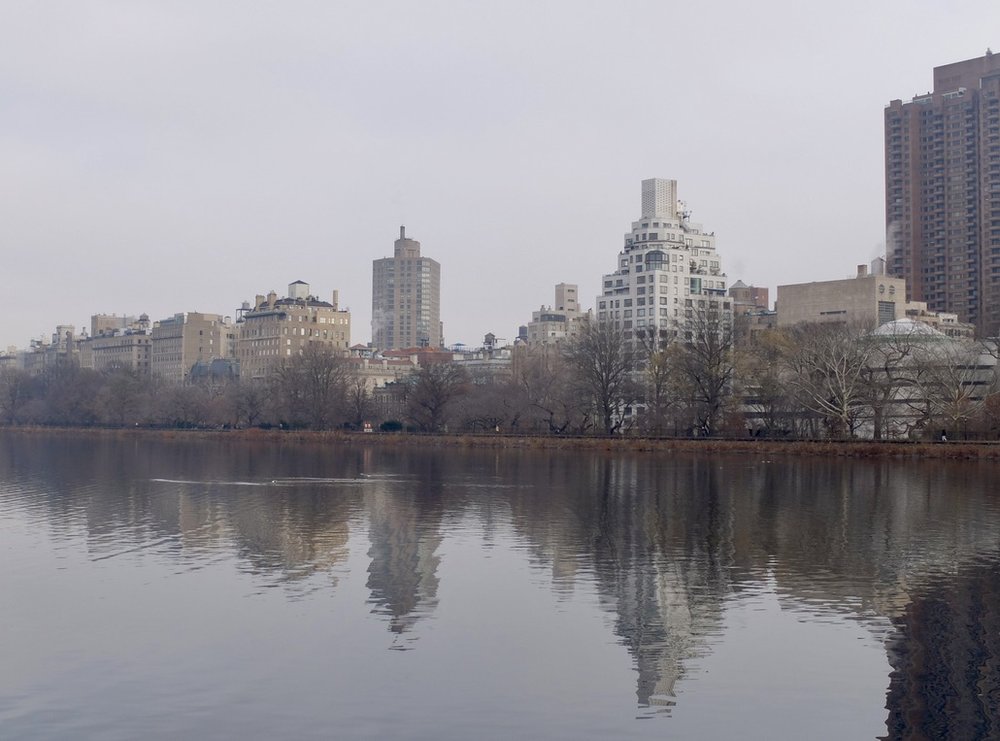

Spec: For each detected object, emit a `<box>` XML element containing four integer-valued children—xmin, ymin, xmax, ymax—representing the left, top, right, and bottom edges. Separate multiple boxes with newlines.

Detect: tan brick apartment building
<box><xmin>236</xmin><ymin>281</ymin><xmax>351</xmax><ymax>380</ymax></box>
<box><xmin>150</xmin><ymin>312</ymin><xmax>235</xmax><ymax>383</ymax></box>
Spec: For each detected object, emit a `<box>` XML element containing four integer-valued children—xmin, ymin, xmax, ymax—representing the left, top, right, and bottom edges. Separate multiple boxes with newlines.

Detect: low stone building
<box><xmin>777</xmin><ymin>263</ymin><xmax>974</xmax><ymax>335</ymax></box>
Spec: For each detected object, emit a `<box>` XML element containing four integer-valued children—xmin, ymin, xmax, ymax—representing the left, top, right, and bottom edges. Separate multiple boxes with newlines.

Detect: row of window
<box><xmin>599</xmin><ymin>297</ymin><xmax>730</xmax><ymax>310</ymax></box>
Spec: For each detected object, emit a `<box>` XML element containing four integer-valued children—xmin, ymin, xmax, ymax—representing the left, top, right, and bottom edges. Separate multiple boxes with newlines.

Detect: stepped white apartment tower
<box><xmin>596</xmin><ymin>178</ymin><xmax>731</xmax><ymax>345</ymax></box>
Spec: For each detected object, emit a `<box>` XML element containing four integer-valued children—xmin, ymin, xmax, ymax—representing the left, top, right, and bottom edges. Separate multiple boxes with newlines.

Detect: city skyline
<box><xmin>2</xmin><ymin>2</ymin><xmax>999</xmax><ymax>350</ymax></box>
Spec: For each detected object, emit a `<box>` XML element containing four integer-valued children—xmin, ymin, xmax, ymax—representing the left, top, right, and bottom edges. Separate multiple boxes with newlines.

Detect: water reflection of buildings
<box><xmin>497</xmin><ymin>451</ymin><xmax>1000</xmax><ymax>721</ymax></box>
<box><xmin>364</xmin><ymin>461</ymin><xmax>444</xmax><ymax>637</ymax></box>
<box><xmin>500</xmin><ymin>455</ymin><xmax>731</xmax><ymax>708</ymax></box>
<box><xmin>882</xmin><ymin>561</ymin><xmax>1000</xmax><ymax>740</ymax></box>
<box><xmin>0</xmin><ymin>435</ymin><xmax>358</xmax><ymax>590</ymax></box>
<box><xmin>4</xmin><ymin>432</ymin><xmax>1000</xmax><ymax>731</ymax></box>
<box><xmin>222</xmin><ymin>488</ymin><xmax>351</xmax><ymax>588</ymax></box>
<box><xmin>588</xmin><ymin>459</ymin><xmax>727</xmax><ymax>708</ymax></box>
<box><xmin>0</xmin><ymin>435</ymin><xmax>450</xmax><ymax>637</ymax></box>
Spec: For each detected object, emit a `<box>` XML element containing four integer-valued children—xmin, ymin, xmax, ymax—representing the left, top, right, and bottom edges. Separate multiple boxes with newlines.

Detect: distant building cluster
<box><xmin>5</xmin><ymin>311</ymin><xmax>236</xmax><ymax>383</ymax></box>
<box><xmin>0</xmin><ymin>226</ymin><xmax>496</xmax><ymax>391</ymax></box>
<box><xmin>524</xmin><ymin>283</ymin><xmax>586</xmax><ymax>348</ymax></box>
<box><xmin>4</xmin><ymin>49</ymin><xmax>1000</xmax><ymax>393</ymax></box>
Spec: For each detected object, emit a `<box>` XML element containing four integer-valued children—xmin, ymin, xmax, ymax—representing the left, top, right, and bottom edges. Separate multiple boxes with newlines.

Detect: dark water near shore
<box><xmin>1</xmin><ymin>433</ymin><xmax>999</xmax><ymax>740</ymax></box>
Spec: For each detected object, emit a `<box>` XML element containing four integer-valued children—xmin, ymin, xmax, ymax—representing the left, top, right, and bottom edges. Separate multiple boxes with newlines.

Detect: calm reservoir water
<box><xmin>1</xmin><ymin>432</ymin><xmax>999</xmax><ymax>740</ymax></box>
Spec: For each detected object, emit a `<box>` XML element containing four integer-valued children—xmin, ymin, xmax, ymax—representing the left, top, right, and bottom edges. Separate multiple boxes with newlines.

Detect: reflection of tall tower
<box><xmin>365</xmin><ymin>476</ymin><xmax>443</xmax><ymax>637</ymax></box>
<box><xmin>609</xmin><ymin>559</ymin><xmax>676</xmax><ymax>707</ymax></box>
<box><xmin>883</xmin><ymin>562</ymin><xmax>1000</xmax><ymax>739</ymax></box>
<box><xmin>586</xmin><ymin>458</ymin><xmax>727</xmax><ymax>708</ymax></box>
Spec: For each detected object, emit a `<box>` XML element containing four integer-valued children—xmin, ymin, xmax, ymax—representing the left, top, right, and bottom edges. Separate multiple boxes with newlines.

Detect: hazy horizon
<box><xmin>3</xmin><ymin>1</ymin><xmax>998</xmax><ymax>350</ymax></box>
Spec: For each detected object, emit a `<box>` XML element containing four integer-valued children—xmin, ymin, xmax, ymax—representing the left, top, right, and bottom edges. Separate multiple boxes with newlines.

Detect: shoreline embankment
<box><xmin>3</xmin><ymin>426</ymin><xmax>1000</xmax><ymax>461</ymax></box>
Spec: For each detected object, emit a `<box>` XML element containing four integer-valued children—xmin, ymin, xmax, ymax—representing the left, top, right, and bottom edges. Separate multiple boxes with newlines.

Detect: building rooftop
<box><xmin>871</xmin><ymin>318</ymin><xmax>946</xmax><ymax>338</ymax></box>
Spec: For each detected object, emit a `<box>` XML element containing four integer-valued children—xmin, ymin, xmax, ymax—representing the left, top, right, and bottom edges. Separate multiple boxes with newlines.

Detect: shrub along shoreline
<box><xmin>3</xmin><ymin>426</ymin><xmax>1000</xmax><ymax>461</ymax></box>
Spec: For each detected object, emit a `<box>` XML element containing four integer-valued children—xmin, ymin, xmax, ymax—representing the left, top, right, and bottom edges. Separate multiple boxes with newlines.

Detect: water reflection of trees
<box><xmin>3</xmin><ymin>432</ymin><xmax>1000</xmax><ymax>730</ymax></box>
<box><xmin>0</xmin><ymin>434</ymin><xmax>361</xmax><ymax>590</ymax></box>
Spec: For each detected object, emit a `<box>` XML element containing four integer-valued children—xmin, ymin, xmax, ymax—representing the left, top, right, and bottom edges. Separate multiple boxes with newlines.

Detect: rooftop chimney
<box><xmin>857</xmin><ymin>264</ymin><xmax>868</xmax><ymax>278</ymax></box>
<box><xmin>400</xmin><ymin>225</ymin><xmax>405</xmax><ymax>239</ymax></box>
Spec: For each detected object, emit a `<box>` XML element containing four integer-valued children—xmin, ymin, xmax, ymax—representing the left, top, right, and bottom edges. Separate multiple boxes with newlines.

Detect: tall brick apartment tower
<box><xmin>885</xmin><ymin>50</ymin><xmax>1000</xmax><ymax>337</ymax></box>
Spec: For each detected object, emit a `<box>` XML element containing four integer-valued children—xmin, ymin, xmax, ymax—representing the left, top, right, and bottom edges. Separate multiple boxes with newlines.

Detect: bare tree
<box><xmin>270</xmin><ymin>344</ymin><xmax>350</xmax><ymax>429</ymax></box>
<box><xmin>911</xmin><ymin>338</ymin><xmax>997</xmax><ymax>439</ymax></box>
<box><xmin>345</xmin><ymin>374</ymin><xmax>376</xmax><ymax>429</ymax></box>
<box><xmin>38</xmin><ymin>363</ymin><xmax>102</xmax><ymax>426</ymax></box>
<box><xmin>97</xmin><ymin>367</ymin><xmax>149</xmax><ymax>426</ymax></box>
<box><xmin>980</xmin><ymin>391</ymin><xmax>1000</xmax><ymax>439</ymax></box>
<box><xmin>514</xmin><ymin>348</ymin><xmax>589</xmax><ymax>434</ymax></box>
<box><xmin>457</xmin><ymin>371</ymin><xmax>528</xmax><ymax>432</ymax></box>
<box><xmin>739</xmin><ymin>329</ymin><xmax>798</xmax><ymax>437</ymax></box>
<box><xmin>666</xmin><ymin>308</ymin><xmax>738</xmax><ymax>437</ymax></box>
<box><xmin>856</xmin><ymin>327</ymin><xmax>930</xmax><ymax>440</ymax></box>
<box><xmin>781</xmin><ymin>321</ymin><xmax>875</xmax><ymax>438</ymax></box>
<box><xmin>0</xmin><ymin>368</ymin><xmax>33</xmax><ymax>425</ymax></box>
<box><xmin>640</xmin><ymin>347</ymin><xmax>675</xmax><ymax>435</ymax></box>
<box><xmin>218</xmin><ymin>379</ymin><xmax>267</xmax><ymax>428</ymax></box>
<box><xmin>564</xmin><ymin>320</ymin><xmax>639</xmax><ymax>435</ymax></box>
<box><xmin>407</xmin><ymin>362</ymin><xmax>469</xmax><ymax>432</ymax></box>
<box><xmin>154</xmin><ymin>383</ymin><xmax>212</xmax><ymax>428</ymax></box>
<box><xmin>632</xmin><ymin>327</ymin><xmax>675</xmax><ymax>436</ymax></box>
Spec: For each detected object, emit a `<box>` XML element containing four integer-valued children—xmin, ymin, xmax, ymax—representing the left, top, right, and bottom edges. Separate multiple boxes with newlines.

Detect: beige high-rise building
<box><xmin>372</xmin><ymin>227</ymin><xmax>442</xmax><ymax>350</ymax></box>
<box><xmin>527</xmin><ymin>283</ymin><xmax>586</xmax><ymax>348</ymax></box>
<box><xmin>151</xmin><ymin>312</ymin><xmax>236</xmax><ymax>383</ymax></box>
<box><xmin>236</xmin><ymin>281</ymin><xmax>351</xmax><ymax>380</ymax></box>
<box><xmin>885</xmin><ymin>50</ymin><xmax>1000</xmax><ymax>336</ymax></box>
<box><xmin>79</xmin><ymin>314</ymin><xmax>152</xmax><ymax>375</ymax></box>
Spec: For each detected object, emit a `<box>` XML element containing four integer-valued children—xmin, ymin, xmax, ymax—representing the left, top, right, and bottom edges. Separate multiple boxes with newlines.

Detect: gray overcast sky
<box><xmin>2</xmin><ymin>1</ymin><xmax>998</xmax><ymax>350</ymax></box>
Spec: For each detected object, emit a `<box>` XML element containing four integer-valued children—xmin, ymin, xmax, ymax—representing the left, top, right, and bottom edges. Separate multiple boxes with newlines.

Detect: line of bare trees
<box><xmin>533</xmin><ymin>312</ymin><xmax>1000</xmax><ymax>440</ymax></box>
<box><xmin>3</xmin><ymin>314</ymin><xmax>999</xmax><ymax>439</ymax></box>
<box><xmin>0</xmin><ymin>345</ymin><xmax>362</xmax><ymax>431</ymax></box>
